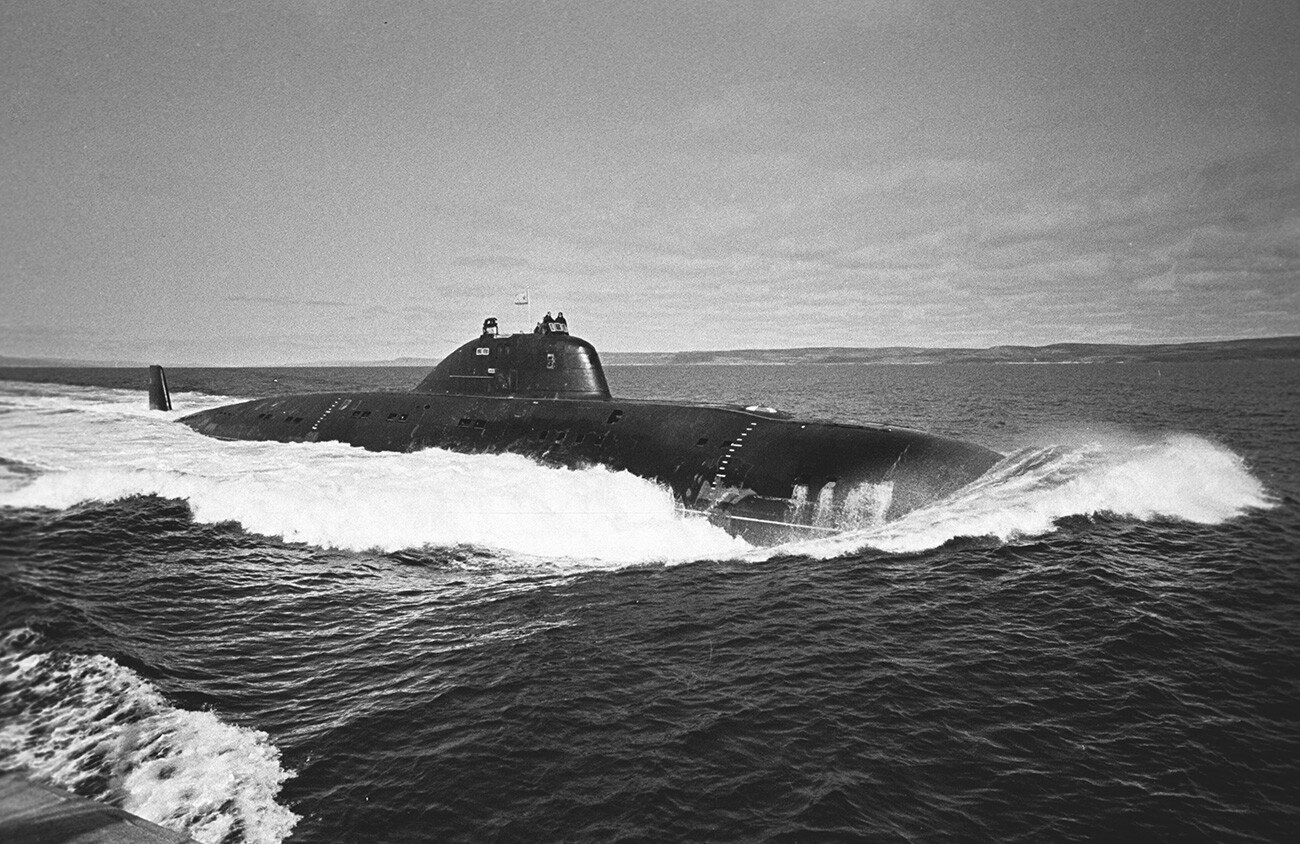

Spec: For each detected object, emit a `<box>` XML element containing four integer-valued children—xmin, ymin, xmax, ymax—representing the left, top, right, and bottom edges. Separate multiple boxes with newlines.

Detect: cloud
<box><xmin>224</xmin><ymin>294</ymin><xmax>354</xmax><ymax>309</ymax></box>
<box><xmin>687</xmin><ymin>87</ymin><xmax>764</xmax><ymax>133</ymax></box>
<box><xmin>450</xmin><ymin>254</ymin><xmax>531</xmax><ymax>270</ymax></box>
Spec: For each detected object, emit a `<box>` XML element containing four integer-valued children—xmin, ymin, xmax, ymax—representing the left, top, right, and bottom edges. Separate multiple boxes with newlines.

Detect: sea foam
<box><xmin>0</xmin><ymin>383</ymin><xmax>746</xmax><ymax>563</ymax></box>
<box><xmin>780</xmin><ymin>432</ymin><xmax>1273</xmax><ymax>558</ymax></box>
<box><xmin>0</xmin><ymin>383</ymin><xmax>1271</xmax><ymax>563</ymax></box>
<box><xmin>0</xmin><ymin>629</ymin><xmax>298</xmax><ymax>844</ymax></box>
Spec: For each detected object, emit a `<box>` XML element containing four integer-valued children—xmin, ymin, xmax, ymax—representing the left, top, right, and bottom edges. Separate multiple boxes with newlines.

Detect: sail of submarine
<box><xmin>164</xmin><ymin>316</ymin><xmax>1001</xmax><ymax>541</ymax></box>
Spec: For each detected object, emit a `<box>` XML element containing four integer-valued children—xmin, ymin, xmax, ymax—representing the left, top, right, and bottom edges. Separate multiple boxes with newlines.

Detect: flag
<box><xmin>514</xmin><ymin>292</ymin><xmax>528</xmax><ymax>305</ymax></box>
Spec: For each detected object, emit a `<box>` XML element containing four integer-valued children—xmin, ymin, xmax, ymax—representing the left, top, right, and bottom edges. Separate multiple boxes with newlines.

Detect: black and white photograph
<box><xmin>2</xmin><ymin>2</ymin><xmax>1297</xmax><ymax>841</ymax></box>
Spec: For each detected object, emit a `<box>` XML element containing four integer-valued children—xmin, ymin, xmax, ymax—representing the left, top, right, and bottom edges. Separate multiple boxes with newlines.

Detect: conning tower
<box><xmin>414</xmin><ymin>316</ymin><xmax>611</xmax><ymax>400</ymax></box>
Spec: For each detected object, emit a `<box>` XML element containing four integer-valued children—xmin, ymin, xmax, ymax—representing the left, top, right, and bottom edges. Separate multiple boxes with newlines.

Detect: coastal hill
<box><xmin>0</xmin><ymin>354</ymin><xmax>148</xmax><ymax>367</ymax></box>
<box><xmin>599</xmin><ymin>336</ymin><xmax>1300</xmax><ymax>366</ymax></box>
<box><xmin>2</xmin><ymin>336</ymin><xmax>1297</xmax><ymax>369</ymax></box>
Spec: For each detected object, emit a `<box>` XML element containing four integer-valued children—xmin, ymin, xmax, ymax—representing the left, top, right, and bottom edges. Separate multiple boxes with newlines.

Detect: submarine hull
<box><xmin>179</xmin><ymin>390</ymin><xmax>999</xmax><ymax>542</ymax></box>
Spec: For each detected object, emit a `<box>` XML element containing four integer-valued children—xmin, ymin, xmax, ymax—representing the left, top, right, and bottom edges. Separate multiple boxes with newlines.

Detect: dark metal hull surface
<box><xmin>180</xmin><ymin>391</ymin><xmax>1000</xmax><ymax>542</ymax></box>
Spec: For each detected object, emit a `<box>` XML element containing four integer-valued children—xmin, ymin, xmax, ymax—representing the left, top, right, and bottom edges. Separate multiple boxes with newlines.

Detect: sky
<box><xmin>2</xmin><ymin>0</ymin><xmax>1298</xmax><ymax>364</ymax></box>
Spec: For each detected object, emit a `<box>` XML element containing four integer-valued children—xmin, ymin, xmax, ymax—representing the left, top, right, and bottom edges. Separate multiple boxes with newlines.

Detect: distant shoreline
<box><xmin>601</xmin><ymin>336</ymin><xmax>1300</xmax><ymax>367</ymax></box>
<box><xmin>2</xmin><ymin>335</ymin><xmax>1297</xmax><ymax>369</ymax></box>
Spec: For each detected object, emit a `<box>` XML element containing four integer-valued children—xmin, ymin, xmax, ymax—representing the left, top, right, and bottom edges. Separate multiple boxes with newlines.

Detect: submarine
<box><xmin>160</xmin><ymin>315</ymin><xmax>1001</xmax><ymax>542</ymax></box>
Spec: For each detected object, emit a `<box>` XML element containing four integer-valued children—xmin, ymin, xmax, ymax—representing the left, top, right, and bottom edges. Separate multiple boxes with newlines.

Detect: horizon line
<box><xmin>2</xmin><ymin>334</ymin><xmax>1298</xmax><ymax>369</ymax></box>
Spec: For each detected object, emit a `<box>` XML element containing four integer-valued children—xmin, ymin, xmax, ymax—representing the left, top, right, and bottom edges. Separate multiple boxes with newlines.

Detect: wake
<box><xmin>0</xmin><ymin>629</ymin><xmax>298</xmax><ymax>844</ymax></box>
<box><xmin>0</xmin><ymin>382</ymin><xmax>745</xmax><ymax>564</ymax></box>
<box><xmin>0</xmin><ymin>382</ymin><xmax>1272</xmax><ymax>564</ymax></box>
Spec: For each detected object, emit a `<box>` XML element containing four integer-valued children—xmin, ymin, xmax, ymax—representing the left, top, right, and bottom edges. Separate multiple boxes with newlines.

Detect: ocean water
<box><xmin>1</xmin><ymin>361</ymin><xmax>1297</xmax><ymax>842</ymax></box>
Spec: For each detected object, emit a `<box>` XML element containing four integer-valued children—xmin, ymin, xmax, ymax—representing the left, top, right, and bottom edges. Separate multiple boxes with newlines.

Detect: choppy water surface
<box><xmin>1</xmin><ymin>362</ymin><xmax>1297</xmax><ymax>841</ymax></box>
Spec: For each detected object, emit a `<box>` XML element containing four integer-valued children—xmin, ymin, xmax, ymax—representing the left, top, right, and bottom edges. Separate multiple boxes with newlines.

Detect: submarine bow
<box><xmin>173</xmin><ymin>318</ymin><xmax>1000</xmax><ymax>541</ymax></box>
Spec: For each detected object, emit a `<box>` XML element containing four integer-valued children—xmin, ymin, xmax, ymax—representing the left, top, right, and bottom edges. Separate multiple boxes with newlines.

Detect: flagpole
<box><xmin>513</xmin><ymin>291</ymin><xmax>532</xmax><ymax>332</ymax></box>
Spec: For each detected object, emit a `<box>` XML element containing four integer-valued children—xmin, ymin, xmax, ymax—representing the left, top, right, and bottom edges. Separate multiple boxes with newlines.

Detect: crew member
<box><xmin>555</xmin><ymin>312</ymin><xmax>568</xmax><ymax>333</ymax></box>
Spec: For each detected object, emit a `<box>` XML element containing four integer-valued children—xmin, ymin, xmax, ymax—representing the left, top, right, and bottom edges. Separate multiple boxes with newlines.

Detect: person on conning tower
<box><xmin>555</xmin><ymin>312</ymin><xmax>568</xmax><ymax>333</ymax></box>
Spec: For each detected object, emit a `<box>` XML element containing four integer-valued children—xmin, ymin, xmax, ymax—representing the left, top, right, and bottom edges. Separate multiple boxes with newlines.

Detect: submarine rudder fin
<box><xmin>148</xmin><ymin>364</ymin><xmax>172</xmax><ymax>410</ymax></box>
